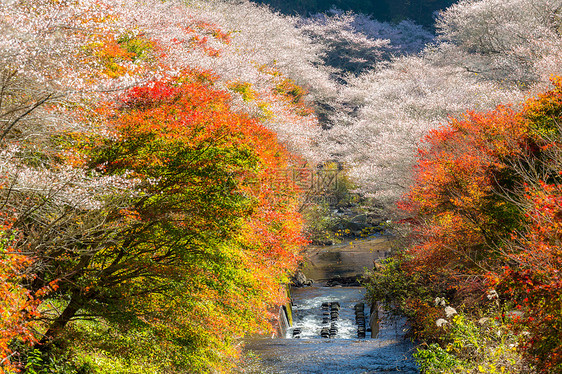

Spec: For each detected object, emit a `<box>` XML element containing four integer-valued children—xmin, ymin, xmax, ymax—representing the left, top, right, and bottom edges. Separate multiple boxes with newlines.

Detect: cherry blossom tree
<box><xmin>435</xmin><ymin>0</ymin><xmax>562</xmax><ymax>85</ymax></box>
<box><xmin>299</xmin><ymin>9</ymin><xmax>433</xmax><ymax>77</ymax></box>
<box><xmin>319</xmin><ymin>0</ymin><xmax>562</xmax><ymax>210</ymax></box>
<box><xmin>321</xmin><ymin>56</ymin><xmax>523</xmax><ymax>209</ymax></box>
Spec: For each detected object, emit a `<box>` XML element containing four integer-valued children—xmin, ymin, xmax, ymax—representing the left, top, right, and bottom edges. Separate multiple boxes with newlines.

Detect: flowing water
<box><xmin>243</xmin><ymin>238</ymin><xmax>420</xmax><ymax>374</ymax></box>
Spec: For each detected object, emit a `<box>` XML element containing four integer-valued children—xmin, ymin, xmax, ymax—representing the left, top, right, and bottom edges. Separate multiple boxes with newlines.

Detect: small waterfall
<box><xmin>286</xmin><ymin>287</ymin><xmax>371</xmax><ymax>340</ymax></box>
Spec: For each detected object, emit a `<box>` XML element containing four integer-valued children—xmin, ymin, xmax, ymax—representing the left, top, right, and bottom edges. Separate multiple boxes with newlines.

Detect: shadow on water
<box><xmin>301</xmin><ymin>237</ymin><xmax>392</xmax><ymax>284</ymax></box>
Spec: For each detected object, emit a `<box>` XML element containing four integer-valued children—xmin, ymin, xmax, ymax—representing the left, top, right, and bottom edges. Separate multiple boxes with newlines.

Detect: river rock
<box><xmin>291</xmin><ymin>270</ymin><xmax>314</xmax><ymax>287</ymax></box>
<box><xmin>326</xmin><ymin>275</ymin><xmax>362</xmax><ymax>287</ymax></box>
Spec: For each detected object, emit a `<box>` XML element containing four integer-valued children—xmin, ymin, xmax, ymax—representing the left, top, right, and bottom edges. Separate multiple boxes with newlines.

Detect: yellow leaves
<box><xmin>477</xmin><ymin>363</ymin><xmax>508</xmax><ymax>374</ymax></box>
<box><xmin>273</xmin><ymin>79</ymin><xmax>312</xmax><ymax>116</ymax></box>
<box><xmin>257</xmin><ymin>102</ymin><xmax>274</xmax><ymax>120</ymax></box>
<box><xmin>257</xmin><ymin>64</ymin><xmax>282</xmax><ymax>77</ymax></box>
<box><xmin>83</xmin><ymin>32</ymin><xmax>155</xmax><ymax>79</ymax></box>
<box><xmin>117</xmin><ymin>33</ymin><xmax>154</xmax><ymax>62</ymax></box>
<box><xmin>83</xmin><ymin>35</ymin><xmax>132</xmax><ymax>77</ymax></box>
<box><xmin>228</xmin><ymin>82</ymin><xmax>256</xmax><ymax>102</ymax></box>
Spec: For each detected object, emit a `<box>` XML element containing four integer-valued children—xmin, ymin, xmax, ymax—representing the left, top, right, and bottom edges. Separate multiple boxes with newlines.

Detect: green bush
<box><xmin>414</xmin><ymin>343</ymin><xmax>463</xmax><ymax>373</ymax></box>
<box><xmin>13</xmin><ymin>345</ymin><xmax>92</xmax><ymax>374</ymax></box>
<box><xmin>413</xmin><ymin>299</ymin><xmax>534</xmax><ymax>374</ymax></box>
<box><xmin>365</xmin><ymin>256</ymin><xmax>435</xmax><ymax>315</ymax></box>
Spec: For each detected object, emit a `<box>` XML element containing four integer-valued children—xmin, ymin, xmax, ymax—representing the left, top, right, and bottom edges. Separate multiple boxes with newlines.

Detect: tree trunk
<box><xmin>38</xmin><ymin>290</ymin><xmax>82</xmax><ymax>346</ymax></box>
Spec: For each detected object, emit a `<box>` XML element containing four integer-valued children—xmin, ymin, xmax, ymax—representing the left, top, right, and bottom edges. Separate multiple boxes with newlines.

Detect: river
<box><xmin>243</xmin><ymin>237</ymin><xmax>420</xmax><ymax>374</ymax></box>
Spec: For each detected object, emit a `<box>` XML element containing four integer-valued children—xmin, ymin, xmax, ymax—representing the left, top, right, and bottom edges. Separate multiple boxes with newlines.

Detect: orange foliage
<box><xmin>87</xmin><ymin>69</ymin><xmax>306</xmax><ymax>367</ymax></box>
<box><xmin>402</xmin><ymin>106</ymin><xmax>527</xmax><ymax>296</ymax></box>
<box><xmin>402</xmin><ymin>78</ymin><xmax>562</xmax><ymax>372</ymax></box>
<box><xmin>0</xmin><ymin>221</ymin><xmax>34</xmax><ymax>374</ymax></box>
<box><xmin>499</xmin><ymin>183</ymin><xmax>562</xmax><ymax>372</ymax></box>
<box><xmin>496</xmin><ymin>79</ymin><xmax>562</xmax><ymax>373</ymax></box>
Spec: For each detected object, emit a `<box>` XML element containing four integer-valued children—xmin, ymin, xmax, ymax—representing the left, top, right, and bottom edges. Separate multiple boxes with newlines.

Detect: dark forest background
<box><xmin>250</xmin><ymin>0</ymin><xmax>457</xmax><ymax>28</ymax></box>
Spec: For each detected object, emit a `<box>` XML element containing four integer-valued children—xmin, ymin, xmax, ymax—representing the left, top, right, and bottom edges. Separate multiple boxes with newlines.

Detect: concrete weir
<box><xmin>274</xmin><ymin>286</ymin><xmax>294</xmax><ymax>338</ymax></box>
<box><xmin>277</xmin><ymin>305</ymin><xmax>291</xmax><ymax>338</ymax></box>
<box><xmin>244</xmin><ymin>236</ymin><xmax>419</xmax><ymax>373</ymax></box>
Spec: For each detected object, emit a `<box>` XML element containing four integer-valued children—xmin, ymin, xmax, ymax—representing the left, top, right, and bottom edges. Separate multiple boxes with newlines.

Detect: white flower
<box><xmin>436</xmin><ymin>318</ymin><xmax>448</xmax><ymax>327</ymax></box>
<box><xmin>434</xmin><ymin>297</ymin><xmax>447</xmax><ymax>307</ymax></box>
<box><xmin>445</xmin><ymin>306</ymin><xmax>457</xmax><ymax>318</ymax></box>
<box><xmin>487</xmin><ymin>290</ymin><xmax>499</xmax><ymax>300</ymax></box>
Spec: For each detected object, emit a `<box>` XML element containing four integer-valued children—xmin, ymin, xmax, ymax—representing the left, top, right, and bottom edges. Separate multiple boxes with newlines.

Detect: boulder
<box><xmin>351</xmin><ymin>214</ymin><xmax>368</xmax><ymax>224</ymax></box>
<box><xmin>291</xmin><ymin>269</ymin><xmax>314</xmax><ymax>287</ymax></box>
<box><xmin>326</xmin><ymin>275</ymin><xmax>362</xmax><ymax>287</ymax></box>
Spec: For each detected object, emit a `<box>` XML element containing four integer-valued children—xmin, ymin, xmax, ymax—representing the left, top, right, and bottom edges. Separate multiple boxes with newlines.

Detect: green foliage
<box><xmin>413</xmin><ymin>305</ymin><xmax>533</xmax><ymax>374</ymax></box>
<box><xmin>301</xmin><ymin>202</ymin><xmax>339</xmax><ymax>244</ymax></box>
<box><xmin>116</xmin><ymin>33</ymin><xmax>153</xmax><ymax>62</ymax></box>
<box><xmin>414</xmin><ymin>343</ymin><xmax>463</xmax><ymax>373</ymax></box>
<box><xmin>59</xmin><ymin>318</ymin><xmax>183</xmax><ymax>374</ymax></box>
<box><xmin>365</xmin><ymin>256</ymin><xmax>435</xmax><ymax>314</ymax></box>
<box><xmin>274</xmin><ymin>79</ymin><xmax>305</xmax><ymax>104</ymax></box>
<box><xmin>229</xmin><ymin>82</ymin><xmax>256</xmax><ymax>102</ymax></box>
<box><xmin>332</xmin><ymin>167</ymin><xmax>361</xmax><ymax>208</ymax></box>
<box><xmin>299</xmin><ymin>163</ymin><xmax>366</xmax><ymax>243</ymax></box>
<box><xmin>524</xmin><ymin>79</ymin><xmax>562</xmax><ymax>140</ymax></box>
<box><xmin>12</xmin><ymin>345</ymin><xmax>92</xmax><ymax>374</ymax></box>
